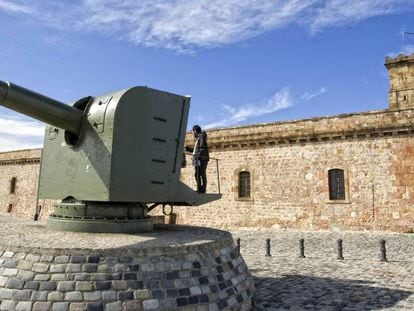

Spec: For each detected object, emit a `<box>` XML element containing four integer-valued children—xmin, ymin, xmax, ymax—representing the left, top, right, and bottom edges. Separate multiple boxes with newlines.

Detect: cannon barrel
<box><xmin>0</xmin><ymin>81</ymin><xmax>83</xmax><ymax>135</ymax></box>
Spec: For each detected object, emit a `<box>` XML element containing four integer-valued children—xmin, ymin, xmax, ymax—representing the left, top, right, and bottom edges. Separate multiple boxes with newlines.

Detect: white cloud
<box><xmin>402</xmin><ymin>44</ymin><xmax>414</xmax><ymax>55</ymax></box>
<box><xmin>0</xmin><ymin>117</ymin><xmax>44</xmax><ymax>151</ymax></box>
<box><xmin>300</xmin><ymin>86</ymin><xmax>327</xmax><ymax>101</ymax></box>
<box><xmin>0</xmin><ymin>117</ymin><xmax>44</xmax><ymax>137</ymax></box>
<box><xmin>1</xmin><ymin>1</ymin><xmax>412</xmax><ymax>52</ymax></box>
<box><xmin>203</xmin><ymin>88</ymin><xmax>292</xmax><ymax>129</ymax></box>
<box><xmin>308</xmin><ymin>0</ymin><xmax>410</xmax><ymax>33</ymax></box>
<box><xmin>0</xmin><ymin>135</ymin><xmax>42</xmax><ymax>152</ymax></box>
<box><xmin>0</xmin><ymin>0</ymin><xmax>33</xmax><ymax>14</ymax></box>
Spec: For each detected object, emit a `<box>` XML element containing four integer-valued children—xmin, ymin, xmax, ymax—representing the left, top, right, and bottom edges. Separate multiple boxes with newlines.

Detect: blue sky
<box><xmin>0</xmin><ymin>0</ymin><xmax>413</xmax><ymax>151</ymax></box>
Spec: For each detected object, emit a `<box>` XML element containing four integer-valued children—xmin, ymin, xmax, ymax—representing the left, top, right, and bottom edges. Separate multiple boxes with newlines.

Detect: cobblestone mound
<box><xmin>0</xmin><ymin>218</ymin><xmax>255</xmax><ymax>310</ymax></box>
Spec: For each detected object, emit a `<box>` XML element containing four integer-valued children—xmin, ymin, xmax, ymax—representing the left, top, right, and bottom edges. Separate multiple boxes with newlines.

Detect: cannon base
<box><xmin>47</xmin><ymin>200</ymin><xmax>153</xmax><ymax>233</ymax></box>
<box><xmin>0</xmin><ymin>216</ymin><xmax>256</xmax><ymax>310</ymax></box>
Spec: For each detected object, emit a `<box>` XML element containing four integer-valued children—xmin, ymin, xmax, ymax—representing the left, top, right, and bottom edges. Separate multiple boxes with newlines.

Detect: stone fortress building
<box><xmin>1</xmin><ymin>53</ymin><xmax>414</xmax><ymax>232</ymax></box>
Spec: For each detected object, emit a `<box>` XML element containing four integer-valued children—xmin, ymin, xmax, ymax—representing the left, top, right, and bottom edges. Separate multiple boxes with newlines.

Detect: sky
<box><xmin>0</xmin><ymin>0</ymin><xmax>413</xmax><ymax>151</ymax></box>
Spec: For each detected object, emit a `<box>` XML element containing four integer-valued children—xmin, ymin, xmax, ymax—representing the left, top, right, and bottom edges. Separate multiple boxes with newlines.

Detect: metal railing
<box><xmin>183</xmin><ymin>152</ymin><xmax>221</xmax><ymax>194</ymax></box>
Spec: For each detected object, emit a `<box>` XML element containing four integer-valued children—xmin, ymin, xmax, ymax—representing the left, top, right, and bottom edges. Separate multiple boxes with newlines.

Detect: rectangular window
<box><xmin>10</xmin><ymin>177</ymin><xmax>17</xmax><ymax>194</ymax></box>
<box><xmin>239</xmin><ymin>171</ymin><xmax>251</xmax><ymax>198</ymax></box>
<box><xmin>328</xmin><ymin>169</ymin><xmax>345</xmax><ymax>200</ymax></box>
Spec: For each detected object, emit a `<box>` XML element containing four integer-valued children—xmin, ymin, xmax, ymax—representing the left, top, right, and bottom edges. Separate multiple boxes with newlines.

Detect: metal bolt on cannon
<box><xmin>0</xmin><ymin>81</ymin><xmax>222</xmax><ymax>233</ymax></box>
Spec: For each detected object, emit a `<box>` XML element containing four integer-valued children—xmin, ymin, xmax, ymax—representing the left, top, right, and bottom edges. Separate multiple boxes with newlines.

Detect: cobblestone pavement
<box><xmin>231</xmin><ymin>229</ymin><xmax>414</xmax><ymax>311</ymax></box>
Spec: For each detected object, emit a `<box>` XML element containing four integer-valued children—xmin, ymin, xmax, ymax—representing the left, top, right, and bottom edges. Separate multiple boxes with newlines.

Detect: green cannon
<box><xmin>0</xmin><ymin>81</ymin><xmax>221</xmax><ymax>233</ymax></box>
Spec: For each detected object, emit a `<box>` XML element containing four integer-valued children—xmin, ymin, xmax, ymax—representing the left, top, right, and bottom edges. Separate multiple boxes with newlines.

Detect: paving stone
<box><xmin>39</xmin><ymin>281</ymin><xmax>57</xmax><ymax>291</ymax></box>
<box><xmin>232</xmin><ymin>229</ymin><xmax>414</xmax><ymax>311</ymax></box>
<box><xmin>3</xmin><ymin>268</ymin><xmax>18</xmax><ymax>276</ymax></box>
<box><xmin>6</xmin><ymin>278</ymin><xmax>24</xmax><ymax>289</ymax></box>
<box><xmin>51</xmin><ymin>274</ymin><xmax>67</xmax><ymax>281</ymax></box>
<box><xmin>75</xmin><ymin>281</ymin><xmax>93</xmax><ymax>291</ymax></box>
<box><xmin>0</xmin><ymin>288</ymin><xmax>14</xmax><ymax>299</ymax></box>
<box><xmin>57</xmin><ymin>281</ymin><xmax>75</xmax><ymax>292</ymax></box>
<box><xmin>73</xmin><ymin>273</ymin><xmax>89</xmax><ymax>281</ymax></box>
<box><xmin>32</xmin><ymin>302</ymin><xmax>52</xmax><ymax>311</ymax></box>
<box><xmin>70</xmin><ymin>256</ymin><xmax>86</xmax><ymax>264</ymax></box>
<box><xmin>68</xmin><ymin>303</ymin><xmax>85</xmax><ymax>311</ymax></box>
<box><xmin>0</xmin><ymin>276</ymin><xmax>7</xmax><ymax>287</ymax></box>
<box><xmin>104</xmin><ymin>301</ymin><xmax>122</xmax><ymax>311</ymax></box>
<box><xmin>17</xmin><ymin>270</ymin><xmax>35</xmax><ymax>281</ymax></box>
<box><xmin>32</xmin><ymin>263</ymin><xmax>49</xmax><ymax>273</ymax></box>
<box><xmin>34</xmin><ymin>274</ymin><xmax>51</xmax><ymax>281</ymax></box>
<box><xmin>31</xmin><ymin>291</ymin><xmax>48</xmax><ymax>301</ymax></box>
<box><xmin>84</xmin><ymin>291</ymin><xmax>101</xmax><ymax>301</ymax></box>
<box><xmin>52</xmin><ymin>302</ymin><xmax>69</xmax><ymax>311</ymax></box>
<box><xmin>0</xmin><ymin>300</ymin><xmax>15</xmax><ymax>311</ymax></box>
<box><xmin>15</xmin><ymin>301</ymin><xmax>32</xmax><ymax>311</ymax></box>
<box><xmin>13</xmin><ymin>289</ymin><xmax>31</xmax><ymax>301</ymax></box>
<box><xmin>143</xmin><ymin>299</ymin><xmax>160</xmax><ymax>310</ymax></box>
<box><xmin>86</xmin><ymin>302</ymin><xmax>103</xmax><ymax>311</ymax></box>
<box><xmin>50</xmin><ymin>264</ymin><xmax>67</xmax><ymax>273</ymax></box>
<box><xmin>3</xmin><ymin>259</ymin><xmax>18</xmax><ymax>268</ymax></box>
<box><xmin>65</xmin><ymin>291</ymin><xmax>83</xmax><ymax>301</ymax></box>
<box><xmin>111</xmin><ymin>280</ymin><xmax>127</xmax><ymax>290</ymax></box>
<box><xmin>40</xmin><ymin>255</ymin><xmax>55</xmax><ymax>263</ymax></box>
<box><xmin>48</xmin><ymin>291</ymin><xmax>64</xmax><ymax>301</ymax></box>
<box><xmin>3</xmin><ymin>251</ymin><xmax>15</xmax><ymax>258</ymax></box>
<box><xmin>102</xmin><ymin>290</ymin><xmax>117</xmax><ymax>301</ymax></box>
<box><xmin>54</xmin><ymin>256</ymin><xmax>70</xmax><ymax>264</ymax></box>
<box><xmin>118</xmin><ymin>291</ymin><xmax>133</xmax><ymax>301</ymax></box>
<box><xmin>66</xmin><ymin>264</ymin><xmax>82</xmax><ymax>273</ymax></box>
<box><xmin>82</xmin><ymin>264</ymin><xmax>97</xmax><ymax>273</ymax></box>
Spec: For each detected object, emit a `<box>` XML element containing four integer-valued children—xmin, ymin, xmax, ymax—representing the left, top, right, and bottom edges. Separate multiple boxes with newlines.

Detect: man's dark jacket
<box><xmin>186</xmin><ymin>131</ymin><xmax>210</xmax><ymax>162</ymax></box>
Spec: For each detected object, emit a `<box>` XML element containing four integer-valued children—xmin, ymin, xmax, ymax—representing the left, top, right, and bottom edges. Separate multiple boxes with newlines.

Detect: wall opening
<box><xmin>328</xmin><ymin>169</ymin><xmax>345</xmax><ymax>200</ymax></box>
<box><xmin>238</xmin><ymin>171</ymin><xmax>251</xmax><ymax>198</ymax></box>
<box><xmin>10</xmin><ymin>177</ymin><xmax>17</xmax><ymax>194</ymax></box>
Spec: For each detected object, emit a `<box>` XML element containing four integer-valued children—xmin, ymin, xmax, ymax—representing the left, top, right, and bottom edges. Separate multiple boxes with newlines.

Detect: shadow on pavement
<box><xmin>254</xmin><ymin>274</ymin><xmax>413</xmax><ymax>310</ymax></box>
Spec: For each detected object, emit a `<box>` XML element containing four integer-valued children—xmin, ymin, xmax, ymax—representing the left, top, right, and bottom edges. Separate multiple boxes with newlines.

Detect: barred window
<box><xmin>238</xmin><ymin>171</ymin><xmax>251</xmax><ymax>198</ymax></box>
<box><xmin>328</xmin><ymin>169</ymin><xmax>345</xmax><ymax>200</ymax></box>
<box><xmin>10</xmin><ymin>177</ymin><xmax>17</xmax><ymax>194</ymax></box>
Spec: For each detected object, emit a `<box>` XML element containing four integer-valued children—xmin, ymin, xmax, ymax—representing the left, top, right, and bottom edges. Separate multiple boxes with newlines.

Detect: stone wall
<box><xmin>385</xmin><ymin>53</ymin><xmax>414</xmax><ymax>110</ymax></box>
<box><xmin>176</xmin><ymin>131</ymin><xmax>414</xmax><ymax>232</ymax></box>
<box><xmin>0</xmin><ymin>149</ymin><xmax>41</xmax><ymax>219</ymax></box>
<box><xmin>0</xmin><ymin>219</ymin><xmax>255</xmax><ymax>311</ymax></box>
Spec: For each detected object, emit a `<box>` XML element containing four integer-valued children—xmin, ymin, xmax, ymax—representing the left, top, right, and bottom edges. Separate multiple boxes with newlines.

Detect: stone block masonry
<box><xmin>0</xmin><ymin>217</ymin><xmax>255</xmax><ymax>310</ymax></box>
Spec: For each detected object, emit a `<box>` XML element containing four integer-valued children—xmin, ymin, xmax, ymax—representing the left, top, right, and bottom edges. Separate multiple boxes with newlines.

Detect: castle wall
<box><xmin>176</xmin><ymin>134</ymin><xmax>414</xmax><ymax>232</ymax></box>
<box><xmin>0</xmin><ymin>149</ymin><xmax>54</xmax><ymax>220</ymax></box>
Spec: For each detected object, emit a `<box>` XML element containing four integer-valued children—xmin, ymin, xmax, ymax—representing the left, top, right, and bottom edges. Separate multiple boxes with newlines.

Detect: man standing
<box><xmin>186</xmin><ymin>125</ymin><xmax>209</xmax><ymax>193</ymax></box>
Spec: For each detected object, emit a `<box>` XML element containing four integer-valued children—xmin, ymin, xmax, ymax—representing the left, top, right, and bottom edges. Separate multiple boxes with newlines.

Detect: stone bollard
<box><xmin>337</xmin><ymin>239</ymin><xmax>344</xmax><ymax>260</ymax></box>
<box><xmin>379</xmin><ymin>239</ymin><xmax>388</xmax><ymax>262</ymax></box>
<box><xmin>299</xmin><ymin>239</ymin><xmax>306</xmax><ymax>258</ymax></box>
<box><xmin>265</xmin><ymin>238</ymin><xmax>271</xmax><ymax>257</ymax></box>
<box><xmin>237</xmin><ymin>238</ymin><xmax>241</xmax><ymax>253</ymax></box>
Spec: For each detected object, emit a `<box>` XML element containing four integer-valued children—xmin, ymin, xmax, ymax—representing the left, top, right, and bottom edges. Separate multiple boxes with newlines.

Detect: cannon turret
<box><xmin>0</xmin><ymin>81</ymin><xmax>221</xmax><ymax>233</ymax></box>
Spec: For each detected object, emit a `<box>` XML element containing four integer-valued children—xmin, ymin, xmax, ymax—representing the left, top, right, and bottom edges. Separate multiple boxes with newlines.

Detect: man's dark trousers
<box><xmin>195</xmin><ymin>160</ymin><xmax>208</xmax><ymax>193</ymax></box>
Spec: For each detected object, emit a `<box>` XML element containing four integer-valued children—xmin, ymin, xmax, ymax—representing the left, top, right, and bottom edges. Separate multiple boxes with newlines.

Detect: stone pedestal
<box><xmin>0</xmin><ymin>215</ymin><xmax>255</xmax><ymax>310</ymax></box>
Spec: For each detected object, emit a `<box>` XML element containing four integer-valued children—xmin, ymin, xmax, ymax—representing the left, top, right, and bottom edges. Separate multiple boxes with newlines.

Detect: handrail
<box><xmin>183</xmin><ymin>152</ymin><xmax>221</xmax><ymax>194</ymax></box>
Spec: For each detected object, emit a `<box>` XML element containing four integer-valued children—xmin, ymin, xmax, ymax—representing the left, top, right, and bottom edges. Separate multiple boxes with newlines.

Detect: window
<box><xmin>7</xmin><ymin>204</ymin><xmax>12</xmax><ymax>213</ymax></box>
<box><xmin>328</xmin><ymin>169</ymin><xmax>345</xmax><ymax>200</ymax></box>
<box><xmin>238</xmin><ymin>171</ymin><xmax>251</xmax><ymax>198</ymax></box>
<box><xmin>10</xmin><ymin>177</ymin><xmax>17</xmax><ymax>194</ymax></box>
